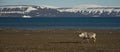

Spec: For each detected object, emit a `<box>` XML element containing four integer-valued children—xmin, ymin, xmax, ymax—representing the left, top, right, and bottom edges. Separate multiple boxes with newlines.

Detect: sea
<box><xmin>0</xmin><ymin>17</ymin><xmax>120</xmax><ymax>30</ymax></box>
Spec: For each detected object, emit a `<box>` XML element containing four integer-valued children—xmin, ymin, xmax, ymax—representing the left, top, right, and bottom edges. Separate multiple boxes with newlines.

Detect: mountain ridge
<box><xmin>0</xmin><ymin>5</ymin><xmax>120</xmax><ymax>17</ymax></box>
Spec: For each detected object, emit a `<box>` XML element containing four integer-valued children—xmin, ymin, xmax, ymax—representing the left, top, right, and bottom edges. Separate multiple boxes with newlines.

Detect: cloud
<box><xmin>0</xmin><ymin>1</ymin><xmax>2</xmax><ymax>2</ymax></box>
<box><xmin>0</xmin><ymin>0</ymin><xmax>5</xmax><ymax>3</ymax></box>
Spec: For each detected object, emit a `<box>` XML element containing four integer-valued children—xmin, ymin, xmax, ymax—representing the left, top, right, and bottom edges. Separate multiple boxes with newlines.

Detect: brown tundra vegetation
<box><xmin>0</xmin><ymin>30</ymin><xmax>120</xmax><ymax>52</ymax></box>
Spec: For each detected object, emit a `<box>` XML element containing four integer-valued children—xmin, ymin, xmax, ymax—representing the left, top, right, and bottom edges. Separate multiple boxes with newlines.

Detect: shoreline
<box><xmin>1</xmin><ymin>28</ymin><xmax>120</xmax><ymax>31</ymax></box>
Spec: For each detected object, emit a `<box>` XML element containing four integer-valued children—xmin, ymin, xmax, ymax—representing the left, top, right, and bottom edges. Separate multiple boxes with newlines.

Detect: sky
<box><xmin>0</xmin><ymin>0</ymin><xmax>120</xmax><ymax>7</ymax></box>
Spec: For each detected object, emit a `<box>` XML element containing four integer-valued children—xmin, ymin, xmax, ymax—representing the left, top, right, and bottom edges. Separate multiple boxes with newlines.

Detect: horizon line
<box><xmin>0</xmin><ymin>4</ymin><xmax>120</xmax><ymax>7</ymax></box>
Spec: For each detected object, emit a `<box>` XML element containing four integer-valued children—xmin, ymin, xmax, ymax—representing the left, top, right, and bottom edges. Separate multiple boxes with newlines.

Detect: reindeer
<box><xmin>78</xmin><ymin>32</ymin><xmax>96</xmax><ymax>43</ymax></box>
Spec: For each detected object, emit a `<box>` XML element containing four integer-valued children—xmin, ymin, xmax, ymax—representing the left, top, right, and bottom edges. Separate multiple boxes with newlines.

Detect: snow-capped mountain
<box><xmin>57</xmin><ymin>5</ymin><xmax>120</xmax><ymax>13</ymax></box>
<box><xmin>0</xmin><ymin>5</ymin><xmax>120</xmax><ymax>17</ymax></box>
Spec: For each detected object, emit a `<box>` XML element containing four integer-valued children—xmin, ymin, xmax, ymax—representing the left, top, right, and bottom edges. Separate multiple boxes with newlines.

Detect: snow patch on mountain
<box><xmin>25</xmin><ymin>7</ymin><xmax>37</xmax><ymax>12</ymax></box>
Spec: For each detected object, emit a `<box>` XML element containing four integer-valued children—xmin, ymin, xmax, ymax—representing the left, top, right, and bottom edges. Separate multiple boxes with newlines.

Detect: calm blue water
<box><xmin>0</xmin><ymin>17</ymin><xmax>120</xmax><ymax>30</ymax></box>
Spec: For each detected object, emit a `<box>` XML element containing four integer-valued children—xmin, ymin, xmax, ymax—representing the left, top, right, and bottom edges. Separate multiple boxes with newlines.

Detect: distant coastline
<box><xmin>0</xmin><ymin>5</ymin><xmax>120</xmax><ymax>17</ymax></box>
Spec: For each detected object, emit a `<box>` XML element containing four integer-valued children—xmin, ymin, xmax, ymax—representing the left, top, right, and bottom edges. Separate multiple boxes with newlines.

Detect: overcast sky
<box><xmin>0</xmin><ymin>0</ymin><xmax>120</xmax><ymax>7</ymax></box>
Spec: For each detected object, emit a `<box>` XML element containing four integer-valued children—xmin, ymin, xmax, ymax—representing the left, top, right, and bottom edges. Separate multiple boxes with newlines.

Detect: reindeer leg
<box><xmin>80</xmin><ymin>38</ymin><xmax>84</xmax><ymax>44</ymax></box>
<box><xmin>86</xmin><ymin>39</ymin><xmax>90</xmax><ymax>43</ymax></box>
<box><xmin>93</xmin><ymin>38</ymin><xmax>96</xmax><ymax>43</ymax></box>
<box><xmin>92</xmin><ymin>38</ymin><xmax>96</xmax><ymax>43</ymax></box>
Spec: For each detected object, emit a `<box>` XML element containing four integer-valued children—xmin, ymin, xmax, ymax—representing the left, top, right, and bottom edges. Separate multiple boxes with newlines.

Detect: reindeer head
<box><xmin>78</xmin><ymin>32</ymin><xmax>84</xmax><ymax>37</ymax></box>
